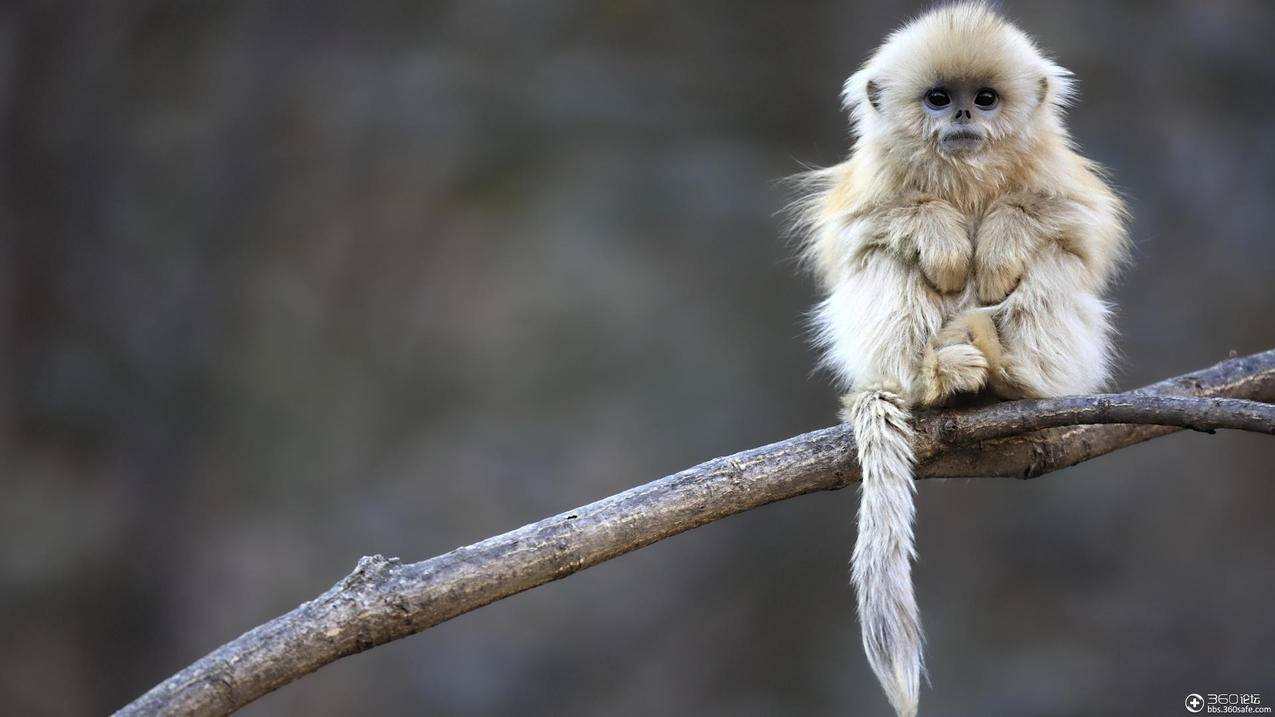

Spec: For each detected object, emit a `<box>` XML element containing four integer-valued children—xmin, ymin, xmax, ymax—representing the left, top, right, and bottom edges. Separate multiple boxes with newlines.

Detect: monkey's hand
<box><xmin>914</xmin><ymin>309</ymin><xmax>1002</xmax><ymax>406</ymax></box>
<box><xmin>874</xmin><ymin>197</ymin><xmax>971</xmax><ymax>294</ymax></box>
<box><xmin>973</xmin><ymin>197</ymin><xmax>1048</xmax><ymax>305</ymax></box>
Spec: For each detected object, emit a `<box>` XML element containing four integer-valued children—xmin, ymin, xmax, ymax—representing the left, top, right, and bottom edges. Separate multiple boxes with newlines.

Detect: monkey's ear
<box><xmin>1037</xmin><ymin>63</ymin><xmax>1076</xmax><ymax>108</ymax></box>
<box><xmin>841</xmin><ymin>70</ymin><xmax>880</xmax><ymax>113</ymax></box>
<box><xmin>866</xmin><ymin>80</ymin><xmax>882</xmax><ymax>111</ymax></box>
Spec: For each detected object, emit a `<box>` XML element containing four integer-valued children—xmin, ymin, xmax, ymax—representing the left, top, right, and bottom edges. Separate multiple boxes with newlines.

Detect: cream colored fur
<box><xmin>794</xmin><ymin>3</ymin><xmax>1129</xmax><ymax>715</ymax></box>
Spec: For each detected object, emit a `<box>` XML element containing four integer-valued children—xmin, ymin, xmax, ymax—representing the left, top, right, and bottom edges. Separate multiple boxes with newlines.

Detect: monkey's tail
<box><xmin>845</xmin><ymin>389</ymin><xmax>923</xmax><ymax>717</ymax></box>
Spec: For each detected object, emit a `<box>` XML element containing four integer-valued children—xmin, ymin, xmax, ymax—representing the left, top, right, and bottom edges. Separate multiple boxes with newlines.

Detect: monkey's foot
<box><xmin>972</xmin><ymin>197</ymin><xmax>1043</xmax><ymax>304</ymax></box>
<box><xmin>916</xmin><ymin>343</ymin><xmax>988</xmax><ymax>406</ymax></box>
<box><xmin>920</xmin><ymin>247</ymin><xmax>971</xmax><ymax>294</ymax></box>
<box><xmin>937</xmin><ymin>310</ymin><xmax>1003</xmax><ymax>368</ymax></box>
<box><xmin>888</xmin><ymin>194</ymin><xmax>970</xmax><ymax>294</ymax></box>
<box><xmin>974</xmin><ymin>265</ymin><xmax>1022</xmax><ymax>305</ymax></box>
<box><xmin>916</xmin><ymin>217</ymin><xmax>972</xmax><ymax>294</ymax></box>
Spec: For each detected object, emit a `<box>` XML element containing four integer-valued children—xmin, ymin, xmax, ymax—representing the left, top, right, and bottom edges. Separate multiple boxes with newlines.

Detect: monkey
<box><xmin>792</xmin><ymin>3</ymin><xmax>1128</xmax><ymax>715</ymax></box>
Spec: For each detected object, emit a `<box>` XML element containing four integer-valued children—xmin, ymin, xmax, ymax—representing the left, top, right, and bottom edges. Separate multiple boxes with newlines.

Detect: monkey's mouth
<box><xmin>939</xmin><ymin>129</ymin><xmax>985</xmax><ymax>153</ymax></box>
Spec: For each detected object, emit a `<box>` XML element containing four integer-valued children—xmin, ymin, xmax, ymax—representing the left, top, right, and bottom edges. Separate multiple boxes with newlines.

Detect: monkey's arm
<box><xmin>971</xmin><ymin>195</ymin><xmax>1053</xmax><ymax>305</ymax></box>
<box><xmin>818</xmin><ymin>245</ymin><xmax>944</xmax><ymax>401</ymax></box>
<box><xmin>861</xmin><ymin>196</ymin><xmax>972</xmax><ymax>294</ymax></box>
<box><xmin>818</xmin><ymin>203</ymin><xmax>985</xmax><ymax>409</ymax></box>
<box><xmin>976</xmin><ymin>193</ymin><xmax>1125</xmax><ymax>398</ymax></box>
<box><xmin>989</xmin><ymin>245</ymin><xmax>1116</xmax><ymax>398</ymax></box>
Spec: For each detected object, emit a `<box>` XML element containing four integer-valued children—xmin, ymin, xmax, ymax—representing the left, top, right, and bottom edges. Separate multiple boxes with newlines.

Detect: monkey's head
<box><xmin>843</xmin><ymin>2</ymin><xmax>1072</xmax><ymax>164</ymax></box>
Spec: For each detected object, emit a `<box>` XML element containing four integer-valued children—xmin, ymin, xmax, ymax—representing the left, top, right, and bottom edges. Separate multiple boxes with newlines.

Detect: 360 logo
<box><xmin>1184</xmin><ymin>692</ymin><xmax>1269</xmax><ymax>714</ymax></box>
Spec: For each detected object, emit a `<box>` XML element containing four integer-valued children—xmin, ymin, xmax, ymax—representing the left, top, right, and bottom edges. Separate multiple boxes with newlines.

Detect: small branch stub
<box><xmin>340</xmin><ymin>554</ymin><xmax>401</xmax><ymax>591</ymax></box>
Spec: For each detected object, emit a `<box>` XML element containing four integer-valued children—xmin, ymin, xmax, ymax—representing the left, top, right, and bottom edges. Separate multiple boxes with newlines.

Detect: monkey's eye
<box><xmin>923</xmin><ymin>88</ymin><xmax>951</xmax><ymax>109</ymax></box>
<box><xmin>974</xmin><ymin>88</ymin><xmax>999</xmax><ymax>108</ymax></box>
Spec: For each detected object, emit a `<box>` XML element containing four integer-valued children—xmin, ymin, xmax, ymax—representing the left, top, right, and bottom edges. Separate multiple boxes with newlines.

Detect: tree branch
<box><xmin>116</xmin><ymin>349</ymin><xmax>1275</xmax><ymax>717</ymax></box>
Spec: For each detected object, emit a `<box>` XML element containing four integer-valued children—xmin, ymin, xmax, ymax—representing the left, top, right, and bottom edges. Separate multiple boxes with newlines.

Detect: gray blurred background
<box><xmin>3</xmin><ymin>1</ymin><xmax>1273</xmax><ymax>715</ymax></box>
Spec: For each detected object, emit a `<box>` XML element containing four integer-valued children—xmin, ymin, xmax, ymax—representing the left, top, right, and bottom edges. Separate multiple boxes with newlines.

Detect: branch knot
<box><xmin>341</xmin><ymin>554</ymin><xmax>402</xmax><ymax>591</ymax></box>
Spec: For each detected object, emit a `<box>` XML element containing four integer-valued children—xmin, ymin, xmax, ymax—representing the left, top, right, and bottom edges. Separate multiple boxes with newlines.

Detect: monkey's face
<box><xmin>857</xmin><ymin>66</ymin><xmax>1051</xmax><ymax>163</ymax></box>
<box><xmin>846</xmin><ymin>3</ymin><xmax>1071</xmax><ymax>165</ymax></box>
<box><xmin>869</xmin><ymin>67</ymin><xmax>1049</xmax><ymax>162</ymax></box>
<box><xmin>919</xmin><ymin>80</ymin><xmax>1001</xmax><ymax>155</ymax></box>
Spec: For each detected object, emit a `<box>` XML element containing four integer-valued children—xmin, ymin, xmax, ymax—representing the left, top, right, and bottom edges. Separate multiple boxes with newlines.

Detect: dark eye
<box><xmin>923</xmin><ymin>88</ymin><xmax>951</xmax><ymax>109</ymax></box>
<box><xmin>974</xmin><ymin>88</ymin><xmax>999</xmax><ymax>108</ymax></box>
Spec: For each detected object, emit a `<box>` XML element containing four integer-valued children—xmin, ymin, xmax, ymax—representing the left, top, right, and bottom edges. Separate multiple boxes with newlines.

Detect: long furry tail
<box><xmin>843</xmin><ymin>389</ymin><xmax>923</xmax><ymax>717</ymax></box>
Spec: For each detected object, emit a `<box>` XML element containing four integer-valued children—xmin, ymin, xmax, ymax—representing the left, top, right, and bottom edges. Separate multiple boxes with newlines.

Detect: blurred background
<box><xmin>3</xmin><ymin>1</ymin><xmax>1273</xmax><ymax>715</ymax></box>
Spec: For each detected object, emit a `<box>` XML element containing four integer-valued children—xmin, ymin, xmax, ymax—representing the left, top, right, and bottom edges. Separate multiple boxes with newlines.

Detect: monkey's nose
<box><xmin>953</xmin><ymin>108</ymin><xmax>972</xmax><ymax>122</ymax></box>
